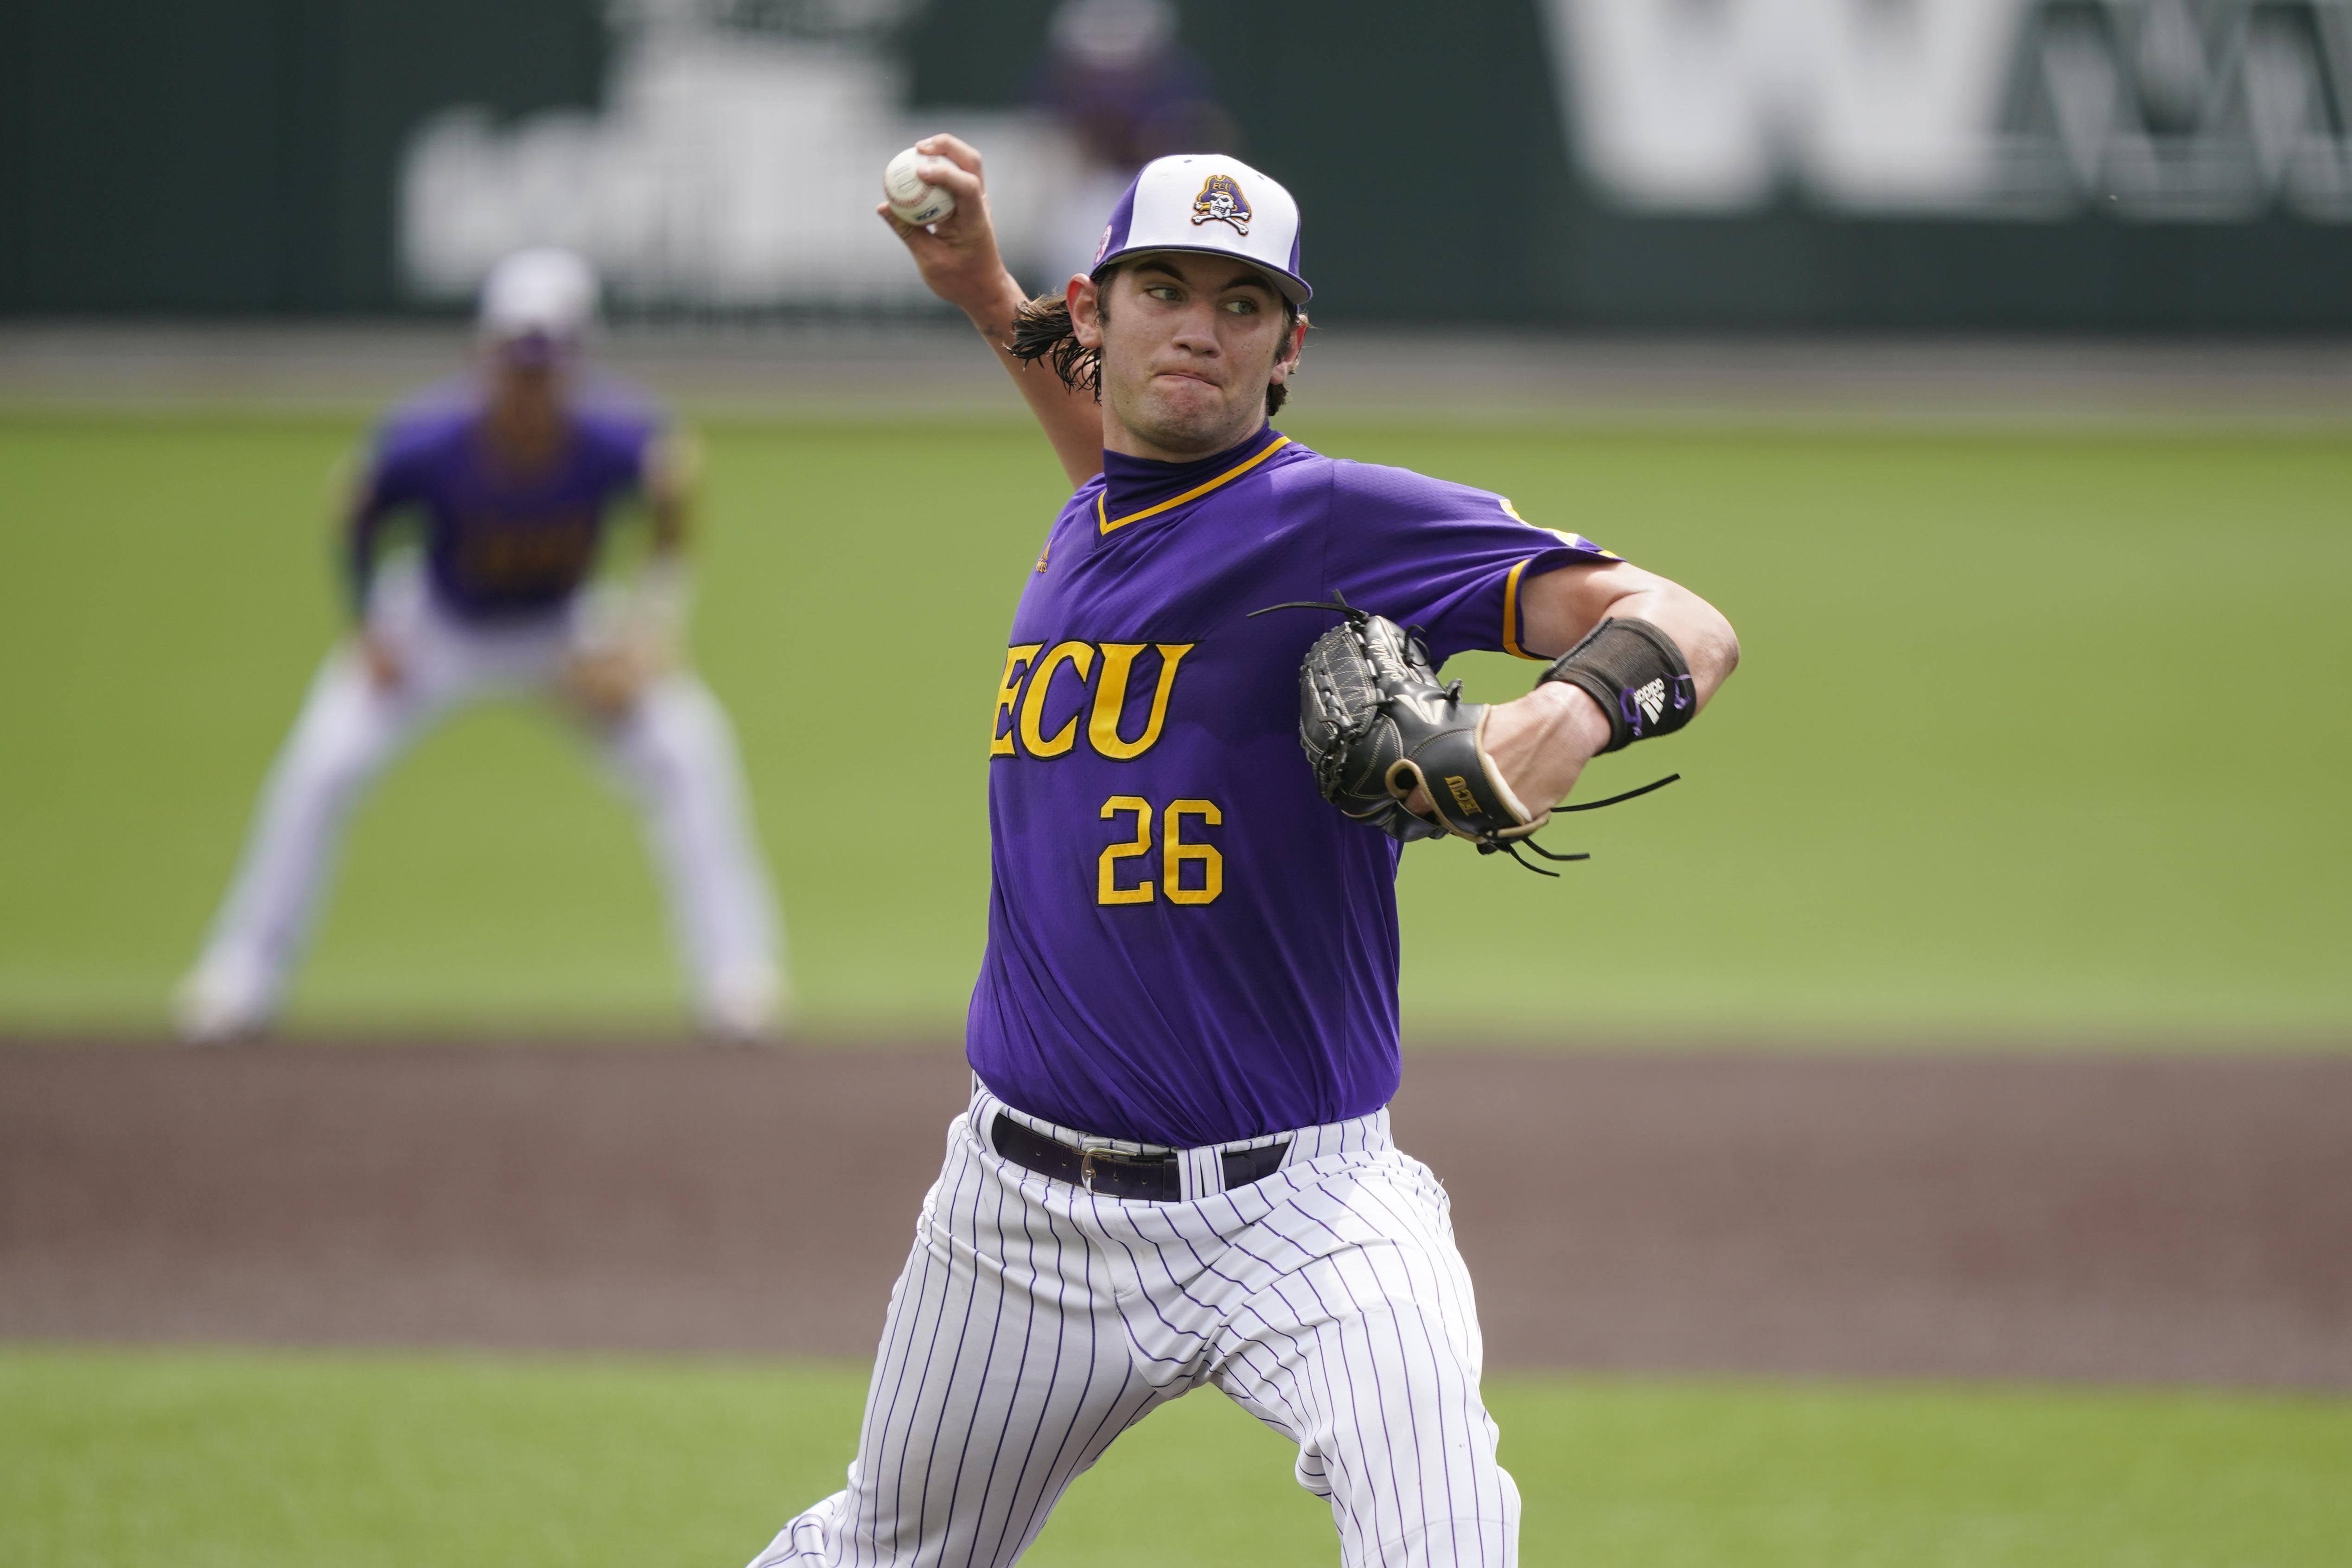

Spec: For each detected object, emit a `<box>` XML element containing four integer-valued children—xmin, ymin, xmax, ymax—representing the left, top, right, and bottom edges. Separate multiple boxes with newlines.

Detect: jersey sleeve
<box><xmin>576</xmin><ymin>378</ymin><xmax>665</xmax><ymax>496</ymax></box>
<box><xmin>353</xmin><ymin>383</ymin><xmax>472</xmax><ymax>522</ymax></box>
<box><xmin>354</xmin><ymin>435</ymin><xmax>421</xmax><ymax>519</ymax></box>
<box><xmin>1319</xmin><ymin>460</ymin><xmax>1619</xmax><ymax>666</ymax></box>
<box><xmin>345</xmin><ymin>421</ymin><xmax>433</xmax><ymax>612</ymax></box>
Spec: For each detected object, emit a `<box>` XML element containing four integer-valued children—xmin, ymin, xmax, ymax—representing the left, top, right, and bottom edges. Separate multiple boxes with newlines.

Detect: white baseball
<box><xmin>883</xmin><ymin>147</ymin><xmax>957</xmax><ymax>227</ymax></box>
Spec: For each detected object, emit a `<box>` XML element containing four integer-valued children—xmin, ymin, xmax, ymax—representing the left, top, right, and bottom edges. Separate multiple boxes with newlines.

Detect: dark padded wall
<box><xmin>7</xmin><ymin>0</ymin><xmax>2350</xmax><ymax>326</ymax></box>
<box><xmin>909</xmin><ymin>0</ymin><xmax>2352</xmax><ymax>331</ymax></box>
<box><xmin>0</xmin><ymin>0</ymin><xmax>605</xmax><ymax>312</ymax></box>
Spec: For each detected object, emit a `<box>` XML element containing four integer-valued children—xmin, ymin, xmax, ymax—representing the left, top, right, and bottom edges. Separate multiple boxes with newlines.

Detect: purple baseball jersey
<box><xmin>968</xmin><ymin>424</ymin><xmax>1617</xmax><ymax>1148</ymax></box>
<box><xmin>350</xmin><ymin>378</ymin><xmax>661</xmax><ymax>620</ymax></box>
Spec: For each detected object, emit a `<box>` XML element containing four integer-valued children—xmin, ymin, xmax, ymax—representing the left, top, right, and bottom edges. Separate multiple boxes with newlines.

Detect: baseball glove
<box><xmin>1256</xmin><ymin>595</ymin><xmax>1678</xmax><ymax>875</ymax></box>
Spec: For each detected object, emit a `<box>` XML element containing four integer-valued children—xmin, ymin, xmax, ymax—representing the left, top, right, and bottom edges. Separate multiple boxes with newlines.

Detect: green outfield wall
<box><xmin>0</xmin><ymin>0</ymin><xmax>605</xmax><ymax>314</ymax></box>
<box><xmin>7</xmin><ymin>0</ymin><xmax>2352</xmax><ymax>329</ymax></box>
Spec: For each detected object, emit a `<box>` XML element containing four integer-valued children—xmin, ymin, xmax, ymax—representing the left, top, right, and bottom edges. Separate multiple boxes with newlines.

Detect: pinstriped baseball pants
<box><xmin>746</xmin><ymin>1081</ymin><xmax>1519</xmax><ymax>1568</ymax></box>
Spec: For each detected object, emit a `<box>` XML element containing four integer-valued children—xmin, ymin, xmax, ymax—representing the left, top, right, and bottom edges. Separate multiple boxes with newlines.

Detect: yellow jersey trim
<box><xmin>1096</xmin><ymin>435</ymin><xmax>1293</xmax><ymax>535</ymax></box>
<box><xmin>1501</xmin><ymin>556</ymin><xmax>1548</xmax><ymax>661</ymax></box>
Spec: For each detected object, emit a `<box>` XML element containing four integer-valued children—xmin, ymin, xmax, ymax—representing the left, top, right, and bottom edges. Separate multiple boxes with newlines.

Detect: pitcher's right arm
<box><xmin>879</xmin><ymin>134</ymin><xmax>1104</xmax><ymax>489</ymax></box>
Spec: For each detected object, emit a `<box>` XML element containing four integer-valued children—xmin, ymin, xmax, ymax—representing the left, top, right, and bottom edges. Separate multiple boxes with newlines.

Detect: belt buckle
<box><xmin>1078</xmin><ymin>1144</ymin><xmax>1114</xmax><ymax>1194</ymax></box>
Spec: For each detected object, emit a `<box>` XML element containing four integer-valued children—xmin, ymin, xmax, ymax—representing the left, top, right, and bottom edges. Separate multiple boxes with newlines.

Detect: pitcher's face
<box><xmin>1079</xmin><ymin>252</ymin><xmax>1298</xmax><ymax>459</ymax></box>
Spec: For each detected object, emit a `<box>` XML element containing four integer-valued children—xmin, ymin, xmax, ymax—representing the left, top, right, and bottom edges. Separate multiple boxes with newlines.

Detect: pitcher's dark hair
<box><xmin>1007</xmin><ymin>267</ymin><xmax>1304</xmax><ymax>416</ymax></box>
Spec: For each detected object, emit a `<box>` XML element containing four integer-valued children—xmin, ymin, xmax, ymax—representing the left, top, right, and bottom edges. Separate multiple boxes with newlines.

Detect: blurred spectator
<box><xmin>1029</xmin><ymin>0</ymin><xmax>1238</xmax><ymax>287</ymax></box>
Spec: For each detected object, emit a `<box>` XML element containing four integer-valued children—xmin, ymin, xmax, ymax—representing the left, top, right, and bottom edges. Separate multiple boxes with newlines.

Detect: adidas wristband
<box><xmin>1538</xmin><ymin>616</ymin><xmax>1695</xmax><ymax>752</ymax></box>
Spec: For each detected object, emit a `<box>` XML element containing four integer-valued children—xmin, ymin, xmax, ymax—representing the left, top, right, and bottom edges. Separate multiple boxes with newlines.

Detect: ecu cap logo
<box><xmin>1191</xmin><ymin>173</ymin><xmax>1251</xmax><ymax>234</ymax></box>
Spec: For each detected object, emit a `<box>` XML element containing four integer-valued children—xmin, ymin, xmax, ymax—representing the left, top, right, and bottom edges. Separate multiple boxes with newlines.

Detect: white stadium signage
<box><xmin>1541</xmin><ymin>0</ymin><xmax>2352</xmax><ymax>218</ymax></box>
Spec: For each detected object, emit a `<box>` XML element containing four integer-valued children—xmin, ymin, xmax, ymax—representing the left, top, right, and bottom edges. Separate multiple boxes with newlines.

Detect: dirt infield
<box><xmin>2</xmin><ymin>1045</ymin><xmax>2346</xmax><ymax>1387</ymax></box>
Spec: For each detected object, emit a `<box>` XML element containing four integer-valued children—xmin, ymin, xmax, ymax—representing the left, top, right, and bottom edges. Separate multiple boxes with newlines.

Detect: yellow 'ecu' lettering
<box><xmin>1090</xmin><ymin>644</ymin><xmax>1191</xmax><ymax>759</ymax></box>
<box><xmin>1445</xmin><ymin>775</ymin><xmax>1480</xmax><ymax>817</ymax></box>
<box><xmin>990</xmin><ymin>640</ymin><xmax>1195</xmax><ymax>761</ymax></box>
<box><xmin>1018</xmin><ymin>642</ymin><xmax>1096</xmax><ymax>757</ymax></box>
<box><xmin>990</xmin><ymin>644</ymin><xmax>1044</xmax><ymax>757</ymax></box>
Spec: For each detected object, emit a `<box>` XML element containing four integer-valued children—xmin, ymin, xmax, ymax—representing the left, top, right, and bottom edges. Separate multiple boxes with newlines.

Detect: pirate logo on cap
<box><xmin>1190</xmin><ymin>173</ymin><xmax>1252</xmax><ymax>235</ymax></box>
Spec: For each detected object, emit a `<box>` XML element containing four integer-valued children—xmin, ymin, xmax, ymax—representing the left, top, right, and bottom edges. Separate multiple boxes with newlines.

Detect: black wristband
<box><xmin>1538</xmin><ymin>617</ymin><xmax>1695</xmax><ymax>752</ymax></box>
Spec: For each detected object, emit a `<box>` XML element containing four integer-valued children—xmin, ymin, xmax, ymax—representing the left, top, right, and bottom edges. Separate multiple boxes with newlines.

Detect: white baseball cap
<box><xmin>478</xmin><ymin>248</ymin><xmax>599</xmax><ymax>346</ymax></box>
<box><xmin>1091</xmin><ymin>154</ymin><xmax>1310</xmax><ymax>305</ymax></box>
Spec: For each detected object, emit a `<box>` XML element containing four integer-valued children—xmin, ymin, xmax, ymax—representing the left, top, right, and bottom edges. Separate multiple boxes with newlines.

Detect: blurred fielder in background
<box><xmin>1028</xmin><ymin>0</ymin><xmax>1237</xmax><ymax>283</ymax></box>
<box><xmin>176</xmin><ymin>248</ymin><xmax>787</xmax><ymax>1045</ymax></box>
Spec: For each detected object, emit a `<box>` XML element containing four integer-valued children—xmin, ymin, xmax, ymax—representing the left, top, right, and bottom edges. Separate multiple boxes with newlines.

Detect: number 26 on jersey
<box><xmin>1098</xmin><ymin>797</ymin><xmax>1223</xmax><ymax>906</ymax></box>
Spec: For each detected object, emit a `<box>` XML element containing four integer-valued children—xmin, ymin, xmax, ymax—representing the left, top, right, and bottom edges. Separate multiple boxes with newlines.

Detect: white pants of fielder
<box><xmin>749</xmin><ymin>1081</ymin><xmax>1518</xmax><ymax>1568</ymax></box>
<box><xmin>186</xmin><ymin>564</ymin><xmax>785</xmax><ymax>1034</ymax></box>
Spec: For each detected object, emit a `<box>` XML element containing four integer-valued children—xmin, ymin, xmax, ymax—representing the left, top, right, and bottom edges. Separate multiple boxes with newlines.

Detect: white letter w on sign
<box><xmin>1536</xmin><ymin>0</ymin><xmax>2030</xmax><ymax>213</ymax></box>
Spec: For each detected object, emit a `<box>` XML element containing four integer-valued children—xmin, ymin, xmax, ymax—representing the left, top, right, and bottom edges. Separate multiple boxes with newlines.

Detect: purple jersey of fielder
<box><xmin>350</xmin><ymin>380</ymin><xmax>660</xmax><ymax>619</ymax></box>
<box><xmin>970</xmin><ymin>423</ymin><xmax>1615</xmax><ymax>1148</ymax></box>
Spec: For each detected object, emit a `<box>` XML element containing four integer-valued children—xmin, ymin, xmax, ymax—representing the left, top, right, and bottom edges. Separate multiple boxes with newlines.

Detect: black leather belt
<box><xmin>991</xmin><ymin>1113</ymin><xmax>1289</xmax><ymax>1202</ymax></box>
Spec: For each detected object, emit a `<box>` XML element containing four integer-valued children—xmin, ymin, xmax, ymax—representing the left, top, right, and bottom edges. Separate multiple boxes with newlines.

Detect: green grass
<box><xmin>4</xmin><ymin>1345</ymin><xmax>2347</xmax><ymax>1567</ymax></box>
<box><xmin>0</xmin><ymin>414</ymin><xmax>2345</xmax><ymax>1040</ymax></box>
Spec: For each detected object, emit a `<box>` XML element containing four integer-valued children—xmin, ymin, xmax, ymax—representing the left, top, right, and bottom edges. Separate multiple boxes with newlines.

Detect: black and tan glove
<box><xmin>1259</xmin><ymin>596</ymin><xmax>1680</xmax><ymax>875</ymax></box>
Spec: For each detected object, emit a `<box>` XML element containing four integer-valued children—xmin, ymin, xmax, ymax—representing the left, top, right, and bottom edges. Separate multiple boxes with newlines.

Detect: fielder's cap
<box><xmin>478</xmin><ymin>248</ymin><xmax>599</xmax><ymax>351</ymax></box>
<box><xmin>1091</xmin><ymin>154</ymin><xmax>1310</xmax><ymax>305</ymax></box>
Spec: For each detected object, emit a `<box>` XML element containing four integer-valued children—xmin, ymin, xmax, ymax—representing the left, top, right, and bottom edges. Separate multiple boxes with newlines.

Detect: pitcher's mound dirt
<box><xmin>2</xmin><ymin>1045</ymin><xmax>2346</xmax><ymax>1386</ymax></box>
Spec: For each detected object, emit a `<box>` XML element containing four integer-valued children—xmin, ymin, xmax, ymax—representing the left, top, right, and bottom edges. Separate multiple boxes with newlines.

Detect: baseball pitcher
<box><xmin>178</xmin><ymin>249</ymin><xmax>786</xmax><ymax>1044</ymax></box>
<box><xmin>743</xmin><ymin>144</ymin><xmax>1739</xmax><ymax>1567</ymax></box>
